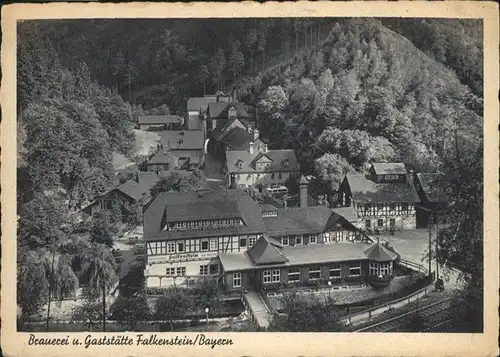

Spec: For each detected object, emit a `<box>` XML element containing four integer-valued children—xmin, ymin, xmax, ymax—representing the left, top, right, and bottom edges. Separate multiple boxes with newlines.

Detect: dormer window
<box><xmin>177</xmin><ymin>139</ymin><xmax>183</xmax><ymax>146</ymax></box>
<box><xmin>236</xmin><ymin>160</ymin><xmax>243</xmax><ymax>169</ymax></box>
<box><xmin>282</xmin><ymin>159</ymin><xmax>290</xmax><ymax>168</ymax></box>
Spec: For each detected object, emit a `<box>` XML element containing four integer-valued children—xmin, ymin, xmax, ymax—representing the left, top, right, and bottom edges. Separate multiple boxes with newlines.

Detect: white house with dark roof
<box><xmin>225</xmin><ymin>137</ymin><xmax>300</xmax><ymax>189</ymax></box>
<box><xmin>337</xmin><ymin>163</ymin><xmax>420</xmax><ymax>231</ymax></box>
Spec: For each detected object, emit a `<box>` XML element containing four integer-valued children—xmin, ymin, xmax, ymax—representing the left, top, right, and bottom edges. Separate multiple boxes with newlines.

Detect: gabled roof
<box><xmin>187</xmin><ymin>97</ymin><xmax>217</xmax><ymax>113</ymax></box>
<box><xmin>144</xmin><ymin>188</ymin><xmax>265</xmax><ymax>239</ymax></box>
<box><xmin>345</xmin><ymin>174</ymin><xmax>420</xmax><ymax>204</ymax></box>
<box><xmin>138</xmin><ymin>115</ymin><xmax>183</xmax><ymax>125</ymax></box>
<box><xmin>226</xmin><ymin>149</ymin><xmax>299</xmax><ymax>173</ymax></box>
<box><xmin>331</xmin><ymin>206</ymin><xmax>358</xmax><ymax>223</ymax></box>
<box><xmin>371</xmin><ymin>163</ymin><xmax>407</xmax><ymax>175</ymax></box>
<box><xmin>159</xmin><ymin>130</ymin><xmax>205</xmax><ymax>150</ymax></box>
<box><xmin>415</xmin><ymin>173</ymin><xmax>446</xmax><ymax>203</ymax></box>
<box><xmin>247</xmin><ymin>236</ymin><xmax>289</xmax><ymax>265</ymax></box>
<box><xmin>264</xmin><ymin>205</ymin><xmax>339</xmax><ymax>236</ymax></box>
<box><xmin>147</xmin><ymin>149</ymin><xmax>176</xmax><ymax>165</ymax></box>
<box><xmin>220</xmin><ymin>127</ymin><xmax>254</xmax><ymax>151</ymax></box>
<box><xmin>208</xmin><ymin>102</ymin><xmax>249</xmax><ymax>119</ymax></box>
<box><xmin>364</xmin><ymin>242</ymin><xmax>398</xmax><ymax>262</ymax></box>
<box><xmin>299</xmin><ymin>175</ymin><xmax>309</xmax><ymax>185</ymax></box>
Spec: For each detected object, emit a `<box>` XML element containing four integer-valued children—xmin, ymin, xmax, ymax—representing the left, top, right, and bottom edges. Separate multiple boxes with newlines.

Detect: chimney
<box><xmin>253</xmin><ymin>129</ymin><xmax>260</xmax><ymax>142</ymax></box>
<box><xmin>232</xmin><ymin>88</ymin><xmax>237</xmax><ymax>104</ymax></box>
<box><xmin>407</xmin><ymin>169</ymin><xmax>415</xmax><ymax>188</ymax></box>
<box><xmin>299</xmin><ymin>175</ymin><xmax>309</xmax><ymax>208</ymax></box>
<box><xmin>229</xmin><ymin>172</ymin><xmax>237</xmax><ymax>189</ymax></box>
<box><xmin>249</xmin><ymin>141</ymin><xmax>254</xmax><ymax>155</ymax></box>
<box><xmin>264</xmin><ymin>143</ymin><xmax>268</xmax><ymax>153</ymax></box>
<box><xmin>247</xmin><ymin>125</ymin><xmax>252</xmax><ymax>133</ymax></box>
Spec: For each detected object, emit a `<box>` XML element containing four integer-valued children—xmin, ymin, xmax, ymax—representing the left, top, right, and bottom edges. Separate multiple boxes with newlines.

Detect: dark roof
<box><xmin>187</xmin><ymin>97</ymin><xmax>217</xmax><ymax>113</ymax></box>
<box><xmin>247</xmin><ymin>237</ymin><xmax>289</xmax><ymax>265</ymax></box>
<box><xmin>345</xmin><ymin>174</ymin><xmax>420</xmax><ymax>204</ymax></box>
<box><xmin>371</xmin><ymin>163</ymin><xmax>407</xmax><ymax>175</ymax></box>
<box><xmin>159</xmin><ymin>130</ymin><xmax>205</xmax><ymax>150</ymax></box>
<box><xmin>144</xmin><ymin>189</ymin><xmax>265</xmax><ymax>240</ymax></box>
<box><xmin>208</xmin><ymin>102</ymin><xmax>249</xmax><ymax>119</ymax></box>
<box><xmin>137</xmin><ymin>171</ymin><xmax>163</xmax><ymax>188</ymax></box>
<box><xmin>332</xmin><ymin>206</ymin><xmax>358</xmax><ymax>222</ymax></box>
<box><xmin>219</xmin><ymin>242</ymin><xmax>373</xmax><ymax>272</ymax></box>
<box><xmin>415</xmin><ymin>173</ymin><xmax>445</xmax><ymax>203</ymax></box>
<box><xmin>220</xmin><ymin>127</ymin><xmax>254</xmax><ymax>151</ymax></box>
<box><xmin>226</xmin><ymin>149</ymin><xmax>299</xmax><ymax>173</ymax></box>
<box><xmin>138</xmin><ymin>115</ymin><xmax>183</xmax><ymax>125</ymax></box>
<box><xmin>147</xmin><ymin>149</ymin><xmax>176</xmax><ymax>165</ymax></box>
<box><xmin>364</xmin><ymin>242</ymin><xmax>398</xmax><ymax>262</ymax></box>
<box><xmin>165</xmin><ymin>200</ymin><xmax>241</xmax><ymax>222</ymax></box>
<box><xmin>264</xmin><ymin>205</ymin><xmax>338</xmax><ymax>236</ymax></box>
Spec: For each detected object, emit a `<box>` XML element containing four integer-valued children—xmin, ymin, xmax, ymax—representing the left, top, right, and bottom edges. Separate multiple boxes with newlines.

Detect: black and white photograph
<box><xmin>2</xmin><ymin>2</ymin><xmax>499</xmax><ymax>356</ymax></box>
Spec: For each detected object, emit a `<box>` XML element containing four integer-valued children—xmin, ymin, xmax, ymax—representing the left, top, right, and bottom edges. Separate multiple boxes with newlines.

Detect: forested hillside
<box><xmin>16</xmin><ymin>17</ymin><xmax>484</xmax><ymax>331</ymax></box>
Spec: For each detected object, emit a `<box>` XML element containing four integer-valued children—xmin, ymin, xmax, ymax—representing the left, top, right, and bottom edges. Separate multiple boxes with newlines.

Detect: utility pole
<box><xmin>435</xmin><ymin>212</ymin><xmax>439</xmax><ymax>280</ymax></box>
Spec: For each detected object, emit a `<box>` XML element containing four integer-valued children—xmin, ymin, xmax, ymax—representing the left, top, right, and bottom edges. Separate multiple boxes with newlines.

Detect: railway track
<box><xmin>355</xmin><ymin>297</ymin><xmax>452</xmax><ymax>332</ymax></box>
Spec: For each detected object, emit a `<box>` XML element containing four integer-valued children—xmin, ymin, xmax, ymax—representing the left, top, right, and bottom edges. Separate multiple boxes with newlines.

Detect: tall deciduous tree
<box><xmin>83</xmin><ymin>243</ymin><xmax>119</xmax><ymax>332</ymax></box>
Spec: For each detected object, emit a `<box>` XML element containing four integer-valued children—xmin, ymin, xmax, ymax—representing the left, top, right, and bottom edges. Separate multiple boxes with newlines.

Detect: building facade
<box><xmin>337</xmin><ymin>163</ymin><xmax>420</xmax><ymax>231</ymax></box>
<box><xmin>142</xmin><ymin>182</ymin><xmax>375</xmax><ymax>289</ymax></box>
<box><xmin>138</xmin><ymin>115</ymin><xmax>184</xmax><ymax>131</ymax></box>
<box><xmin>225</xmin><ymin>140</ymin><xmax>300</xmax><ymax>188</ymax></box>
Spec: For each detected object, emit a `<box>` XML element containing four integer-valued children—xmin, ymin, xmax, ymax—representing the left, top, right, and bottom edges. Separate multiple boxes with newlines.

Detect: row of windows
<box><xmin>148</xmin><ymin>235</ymin><xmax>258</xmax><ymax>255</ymax></box>
<box><xmin>166</xmin><ymin>267</ymin><xmax>186</xmax><ymax>276</ymax></box>
<box><xmin>261</xmin><ymin>263</ymin><xmax>360</xmax><ymax>285</ymax></box>
<box><xmin>262</xmin><ymin>211</ymin><xmax>278</xmax><ymax>217</ymax></box>
<box><xmin>280</xmin><ymin>234</ymin><xmax>318</xmax><ymax>246</ymax></box>
<box><xmin>357</xmin><ymin>203</ymin><xmax>414</xmax><ymax>217</ymax></box>
<box><xmin>167</xmin><ymin>218</ymin><xmax>242</xmax><ymax>232</ymax></box>
<box><xmin>369</xmin><ymin>262</ymin><xmax>393</xmax><ymax>276</ymax></box>
<box><xmin>236</xmin><ymin>172</ymin><xmax>286</xmax><ymax>180</ymax></box>
<box><xmin>366</xmin><ymin>218</ymin><xmax>396</xmax><ymax>230</ymax></box>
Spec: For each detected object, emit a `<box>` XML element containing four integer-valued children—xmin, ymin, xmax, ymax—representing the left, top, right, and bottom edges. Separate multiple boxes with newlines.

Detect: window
<box><xmin>239</xmin><ymin>237</ymin><xmax>247</xmax><ymax>248</ymax></box>
<box><xmin>329</xmin><ymin>263</ymin><xmax>341</xmax><ymax>278</ymax></box>
<box><xmin>248</xmin><ymin>236</ymin><xmax>257</xmax><ymax>247</ymax></box>
<box><xmin>177</xmin><ymin>242</ymin><xmax>185</xmax><ymax>253</ymax></box>
<box><xmin>282</xmin><ymin>159</ymin><xmax>290</xmax><ymax>168</ymax></box>
<box><xmin>257</xmin><ymin>173</ymin><xmax>260</xmax><ymax>178</ymax></box>
<box><xmin>167</xmin><ymin>242</ymin><xmax>175</xmax><ymax>253</ymax></box>
<box><xmin>201</xmin><ymin>240</ymin><xmax>209</xmax><ymax>251</ymax></box>
<box><xmin>309</xmin><ymin>266</ymin><xmax>321</xmax><ymax>280</ymax></box>
<box><xmin>402</xmin><ymin>203</ymin><xmax>408</xmax><ymax>212</ymax></box>
<box><xmin>272</xmin><ymin>269</ymin><xmax>281</xmax><ymax>283</ymax></box>
<box><xmin>281</xmin><ymin>236</ymin><xmax>289</xmax><ymax>246</ymax></box>
<box><xmin>233</xmin><ymin>272</ymin><xmax>241</xmax><ymax>288</ymax></box>
<box><xmin>236</xmin><ymin>174</ymin><xmax>241</xmax><ymax>179</ymax></box>
<box><xmin>369</xmin><ymin>262</ymin><xmax>378</xmax><ymax>276</ymax></box>
<box><xmin>334</xmin><ymin>231</ymin><xmax>343</xmax><ymax>242</ymax></box>
<box><xmin>166</xmin><ymin>268</ymin><xmax>175</xmax><ymax>276</ymax></box>
<box><xmin>365</xmin><ymin>220</ymin><xmax>371</xmax><ymax>229</ymax></box>
<box><xmin>309</xmin><ymin>234</ymin><xmax>317</xmax><ymax>244</ymax></box>
<box><xmin>263</xmin><ymin>270</ymin><xmax>272</xmax><ymax>284</ymax></box>
<box><xmin>390</xmin><ymin>203</ymin><xmax>396</xmax><ymax>211</ymax></box>
<box><xmin>99</xmin><ymin>199</ymin><xmax>113</xmax><ymax>210</ymax></box>
<box><xmin>210</xmin><ymin>239</ymin><xmax>218</xmax><ymax>251</ymax></box>
<box><xmin>271</xmin><ymin>173</ymin><xmax>275</xmax><ymax>179</ymax></box>
<box><xmin>295</xmin><ymin>235</ymin><xmax>302</xmax><ymax>245</ymax></box>
<box><xmin>199</xmin><ymin>265</ymin><xmax>209</xmax><ymax>276</ymax></box>
<box><xmin>390</xmin><ymin>218</ymin><xmax>396</xmax><ymax>228</ymax></box>
<box><xmin>176</xmin><ymin>267</ymin><xmax>186</xmax><ymax>276</ymax></box>
<box><xmin>349</xmin><ymin>263</ymin><xmax>361</xmax><ymax>277</ymax></box>
<box><xmin>380</xmin><ymin>263</ymin><xmax>391</xmax><ymax>276</ymax></box>
<box><xmin>288</xmin><ymin>268</ymin><xmax>300</xmax><ymax>282</ymax></box>
<box><xmin>210</xmin><ymin>264</ymin><xmax>219</xmax><ymax>275</ymax></box>
<box><xmin>278</xmin><ymin>172</ymin><xmax>283</xmax><ymax>179</ymax></box>
<box><xmin>377</xmin><ymin>219</ymin><xmax>384</xmax><ymax>228</ymax></box>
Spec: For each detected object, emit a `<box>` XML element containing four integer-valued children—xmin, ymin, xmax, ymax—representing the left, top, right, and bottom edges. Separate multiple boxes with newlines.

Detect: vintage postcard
<box><xmin>1</xmin><ymin>1</ymin><xmax>499</xmax><ymax>356</ymax></box>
